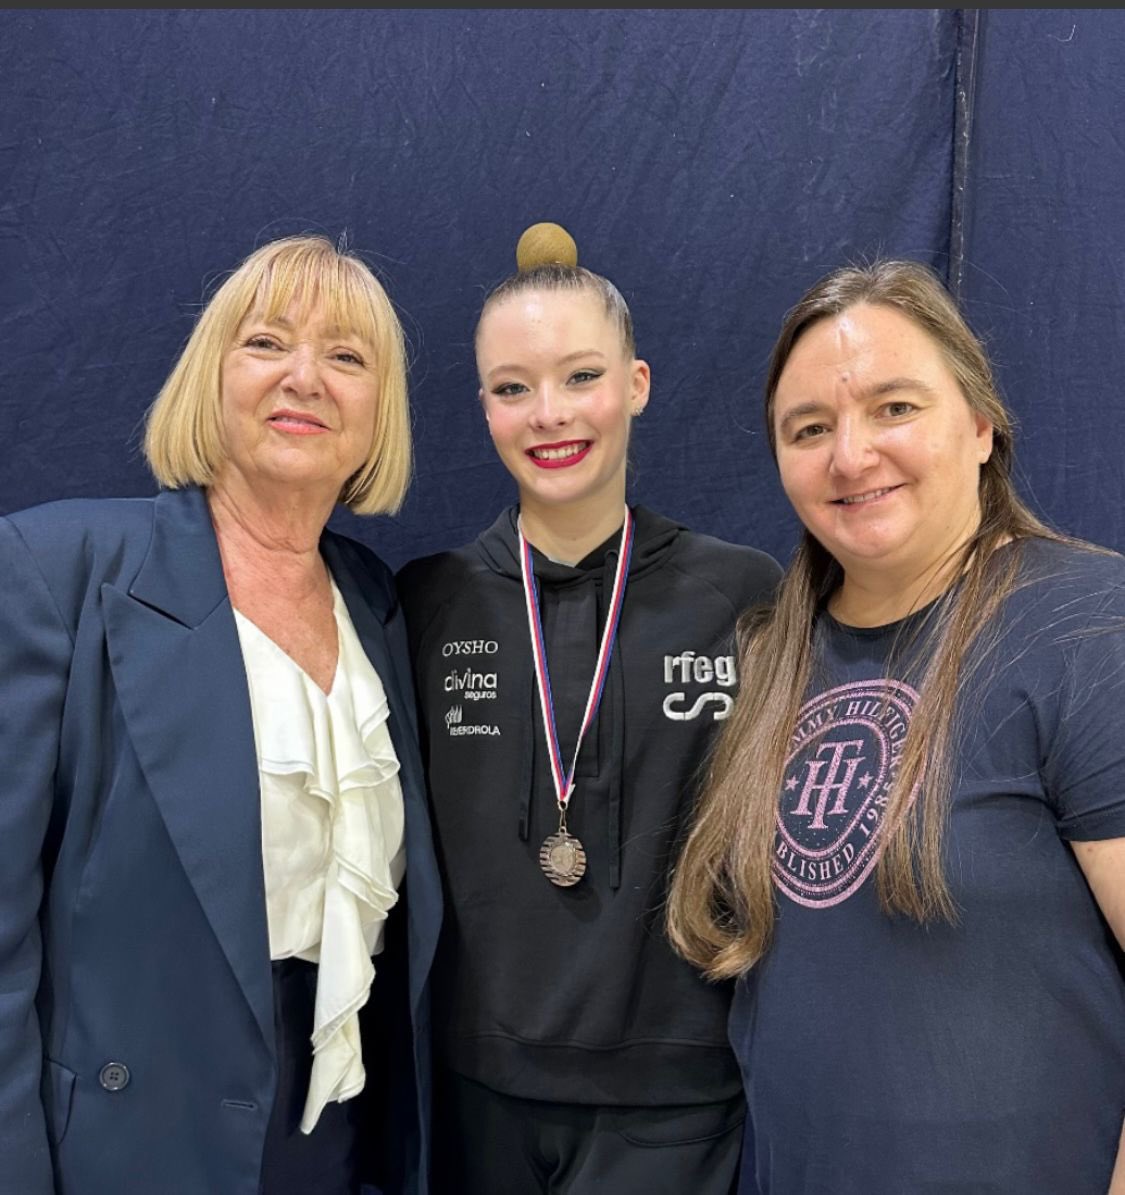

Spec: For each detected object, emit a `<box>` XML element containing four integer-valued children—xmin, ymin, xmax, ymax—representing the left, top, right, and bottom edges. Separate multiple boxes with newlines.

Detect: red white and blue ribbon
<box><xmin>518</xmin><ymin>508</ymin><xmax>634</xmax><ymax>814</ymax></box>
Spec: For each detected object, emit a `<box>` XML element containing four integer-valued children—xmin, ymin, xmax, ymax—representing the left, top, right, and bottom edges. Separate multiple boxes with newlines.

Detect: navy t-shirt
<box><xmin>730</xmin><ymin>539</ymin><xmax>1125</xmax><ymax>1194</ymax></box>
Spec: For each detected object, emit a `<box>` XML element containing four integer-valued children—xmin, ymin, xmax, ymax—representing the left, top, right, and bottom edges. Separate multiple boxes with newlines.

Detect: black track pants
<box><xmin>432</xmin><ymin>1070</ymin><xmax>744</xmax><ymax>1195</ymax></box>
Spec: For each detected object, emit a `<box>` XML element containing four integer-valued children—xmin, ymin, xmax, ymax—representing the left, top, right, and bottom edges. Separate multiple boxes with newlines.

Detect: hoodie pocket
<box><xmin>42</xmin><ymin>1058</ymin><xmax>77</xmax><ymax>1146</ymax></box>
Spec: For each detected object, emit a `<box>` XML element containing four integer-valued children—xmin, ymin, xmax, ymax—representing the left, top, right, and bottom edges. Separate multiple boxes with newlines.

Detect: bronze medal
<box><xmin>539</xmin><ymin>830</ymin><xmax>587</xmax><ymax>887</ymax></box>
<box><xmin>519</xmin><ymin>510</ymin><xmax>634</xmax><ymax>890</ymax></box>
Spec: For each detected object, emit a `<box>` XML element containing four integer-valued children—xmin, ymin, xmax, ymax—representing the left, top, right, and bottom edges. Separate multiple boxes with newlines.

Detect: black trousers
<box><xmin>433</xmin><ymin>1070</ymin><xmax>744</xmax><ymax>1195</ymax></box>
<box><xmin>259</xmin><ymin>958</ymin><xmax>362</xmax><ymax>1195</ymax></box>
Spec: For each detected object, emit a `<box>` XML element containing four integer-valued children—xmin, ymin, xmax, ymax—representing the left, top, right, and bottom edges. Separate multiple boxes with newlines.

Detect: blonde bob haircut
<box><xmin>144</xmin><ymin>235</ymin><xmax>412</xmax><ymax>515</ymax></box>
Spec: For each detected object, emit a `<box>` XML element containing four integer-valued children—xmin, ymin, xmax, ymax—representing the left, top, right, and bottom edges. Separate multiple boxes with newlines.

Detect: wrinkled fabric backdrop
<box><xmin>2</xmin><ymin>9</ymin><xmax>1123</xmax><ymax>568</ymax></box>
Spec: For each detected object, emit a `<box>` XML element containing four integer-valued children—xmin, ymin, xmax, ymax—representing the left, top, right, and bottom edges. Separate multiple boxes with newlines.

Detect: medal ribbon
<box><xmin>518</xmin><ymin>508</ymin><xmax>634</xmax><ymax>815</ymax></box>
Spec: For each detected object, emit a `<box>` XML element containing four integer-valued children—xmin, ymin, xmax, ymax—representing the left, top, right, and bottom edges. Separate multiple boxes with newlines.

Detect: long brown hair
<box><xmin>667</xmin><ymin>260</ymin><xmax>1068</xmax><ymax>980</ymax></box>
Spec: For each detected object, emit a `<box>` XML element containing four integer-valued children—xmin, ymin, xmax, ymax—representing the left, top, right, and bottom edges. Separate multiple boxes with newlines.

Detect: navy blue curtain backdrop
<box><xmin>2</xmin><ymin>9</ymin><xmax>1123</xmax><ymax>568</ymax></box>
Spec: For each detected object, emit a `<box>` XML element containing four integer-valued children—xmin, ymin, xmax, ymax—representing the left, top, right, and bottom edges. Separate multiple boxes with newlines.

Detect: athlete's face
<box><xmin>476</xmin><ymin>289</ymin><xmax>649</xmax><ymax>518</ymax></box>
<box><xmin>772</xmin><ymin>303</ymin><xmax>993</xmax><ymax>589</ymax></box>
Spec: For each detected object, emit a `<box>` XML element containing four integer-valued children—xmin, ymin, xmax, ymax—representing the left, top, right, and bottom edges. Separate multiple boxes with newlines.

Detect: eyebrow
<box><xmin>485</xmin><ymin>348</ymin><xmax>607</xmax><ymax>381</ymax></box>
<box><xmin>864</xmin><ymin>376</ymin><xmax>937</xmax><ymax>400</ymax></box>
<box><xmin>248</xmin><ymin>313</ymin><xmax>363</xmax><ymax>341</ymax></box>
<box><xmin>776</xmin><ymin>401</ymin><xmax>828</xmax><ymax>432</ymax></box>
<box><xmin>777</xmin><ymin>376</ymin><xmax>937</xmax><ymax>430</ymax></box>
<box><xmin>246</xmin><ymin>312</ymin><xmax>295</xmax><ymax>330</ymax></box>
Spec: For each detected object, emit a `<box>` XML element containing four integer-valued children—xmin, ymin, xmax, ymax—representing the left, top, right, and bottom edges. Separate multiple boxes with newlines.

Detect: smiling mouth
<box><xmin>527</xmin><ymin>441</ymin><xmax>591</xmax><ymax>469</ymax></box>
<box><xmin>833</xmin><ymin>485</ymin><xmax>902</xmax><ymax>506</ymax></box>
<box><xmin>268</xmin><ymin>411</ymin><xmax>328</xmax><ymax>434</ymax></box>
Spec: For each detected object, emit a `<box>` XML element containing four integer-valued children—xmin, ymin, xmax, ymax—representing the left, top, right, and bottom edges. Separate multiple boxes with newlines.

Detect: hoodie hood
<box><xmin>476</xmin><ymin>504</ymin><xmax>685</xmax><ymax>585</ymax></box>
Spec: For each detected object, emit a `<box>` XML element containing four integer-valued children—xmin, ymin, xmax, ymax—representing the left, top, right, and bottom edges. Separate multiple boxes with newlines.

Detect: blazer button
<box><xmin>99</xmin><ymin>1062</ymin><xmax>130</xmax><ymax>1092</ymax></box>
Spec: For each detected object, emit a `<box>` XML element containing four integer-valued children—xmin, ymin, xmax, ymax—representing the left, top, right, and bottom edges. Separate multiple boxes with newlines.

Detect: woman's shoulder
<box><xmin>3</xmin><ymin>495</ymin><xmax>160</xmax><ymax>583</ymax></box>
<box><xmin>990</xmin><ymin>536</ymin><xmax>1125</xmax><ymax>665</ymax></box>
<box><xmin>0</xmin><ymin>496</ymin><xmax>163</xmax><ymax>628</ymax></box>
<box><xmin>396</xmin><ymin>510</ymin><xmax>514</xmax><ymax>605</ymax></box>
<box><xmin>1013</xmin><ymin>535</ymin><xmax>1125</xmax><ymax>607</ymax></box>
<box><xmin>5</xmin><ymin>494</ymin><xmax>157</xmax><ymax>542</ymax></box>
<box><xmin>640</xmin><ymin>509</ymin><xmax>783</xmax><ymax>603</ymax></box>
<box><xmin>678</xmin><ymin>528</ymin><xmax>782</xmax><ymax>578</ymax></box>
<box><xmin>395</xmin><ymin>541</ymin><xmax>495</xmax><ymax>616</ymax></box>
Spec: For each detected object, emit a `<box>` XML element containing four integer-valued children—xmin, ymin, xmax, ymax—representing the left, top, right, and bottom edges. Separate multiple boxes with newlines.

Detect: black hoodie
<box><xmin>396</xmin><ymin>506</ymin><xmax>781</xmax><ymax>1106</ymax></box>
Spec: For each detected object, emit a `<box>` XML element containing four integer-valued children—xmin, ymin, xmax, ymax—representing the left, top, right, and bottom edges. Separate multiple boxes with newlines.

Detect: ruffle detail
<box><xmin>233</xmin><ymin>580</ymin><xmax>405</xmax><ymax>1135</ymax></box>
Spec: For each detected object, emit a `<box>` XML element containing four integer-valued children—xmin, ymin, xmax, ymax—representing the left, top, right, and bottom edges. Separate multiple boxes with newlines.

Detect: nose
<box><xmin>829</xmin><ymin>414</ymin><xmax>878</xmax><ymax>478</ymax></box>
<box><xmin>282</xmin><ymin>342</ymin><xmax>323</xmax><ymax>397</ymax></box>
<box><xmin>528</xmin><ymin>383</ymin><xmax>571</xmax><ymax>429</ymax></box>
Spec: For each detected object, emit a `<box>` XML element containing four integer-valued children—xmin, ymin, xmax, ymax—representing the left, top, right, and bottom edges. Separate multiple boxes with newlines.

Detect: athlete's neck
<box><xmin>518</xmin><ymin>495</ymin><xmax>628</xmax><ymax>566</ymax></box>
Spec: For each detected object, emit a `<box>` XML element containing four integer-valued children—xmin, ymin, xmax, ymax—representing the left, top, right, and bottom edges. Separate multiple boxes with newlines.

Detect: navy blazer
<box><xmin>0</xmin><ymin>486</ymin><xmax>441</xmax><ymax>1195</ymax></box>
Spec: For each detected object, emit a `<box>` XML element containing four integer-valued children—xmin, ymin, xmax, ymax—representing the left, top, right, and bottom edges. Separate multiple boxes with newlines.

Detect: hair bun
<box><xmin>516</xmin><ymin>222</ymin><xmax>578</xmax><ymax>272</ymax></box>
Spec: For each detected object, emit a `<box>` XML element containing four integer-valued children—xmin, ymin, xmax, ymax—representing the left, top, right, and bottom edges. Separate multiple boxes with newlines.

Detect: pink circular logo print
<box><xmin>773</xmin><ymin>678</ymin><xmax>920</xmax><ymax>908</ymax></box>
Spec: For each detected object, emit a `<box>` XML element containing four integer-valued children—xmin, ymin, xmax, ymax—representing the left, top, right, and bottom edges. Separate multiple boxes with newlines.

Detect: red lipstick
<box><xmin>525</xmin><ymin>440</ymin><xmax>592</xmax><ymax>469</ymax></box>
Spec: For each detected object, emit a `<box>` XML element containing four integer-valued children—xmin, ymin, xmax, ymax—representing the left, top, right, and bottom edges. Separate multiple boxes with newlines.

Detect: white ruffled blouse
<box><xmin>233</xmin><ymin>579</ymin><xmax>405</xmax><ymax>1134</ymax></box>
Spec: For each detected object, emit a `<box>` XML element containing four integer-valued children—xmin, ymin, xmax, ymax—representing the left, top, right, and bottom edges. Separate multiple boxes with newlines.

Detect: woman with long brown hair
<box><xmin>668</xmin><ymin>260</ymin><xmax>1125</xmax><ymax>1194</ymax></box>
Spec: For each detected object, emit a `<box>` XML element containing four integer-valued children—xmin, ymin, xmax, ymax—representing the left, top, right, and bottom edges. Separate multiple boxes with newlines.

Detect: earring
<box><xmin>631</xmin><ymin>406</ymin><xmax>645</xmax><ymax>417</ymax></box>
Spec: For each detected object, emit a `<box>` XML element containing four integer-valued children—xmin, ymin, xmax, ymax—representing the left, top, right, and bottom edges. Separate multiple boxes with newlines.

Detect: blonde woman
<box><xmin>670</xmin><ymin>260</ymin><xmax>1125</xmax><ymax>1195</ymax></box>
<box><xmin>0</xmin><ymin>236</ymin><xmax>441</xmax><ymax>1194</ymax></box>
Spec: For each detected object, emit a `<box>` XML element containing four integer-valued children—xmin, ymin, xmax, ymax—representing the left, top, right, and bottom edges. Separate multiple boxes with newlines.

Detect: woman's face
<box><xmin>216</xmin><ymin>298</ymin><xmax>378</xmax><ymax>504</ymax></box>
<box><xmin>476</xmin><ymin>288</ymin><xmax>649</xmax><ymax>517</ymax></box>
<box><xmin>772</xmin><ymin>303</ymin><xmax>993</xmax><ymax>587</ymax></box>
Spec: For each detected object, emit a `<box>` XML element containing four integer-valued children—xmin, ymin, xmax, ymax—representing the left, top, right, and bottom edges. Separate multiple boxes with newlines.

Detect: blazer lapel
<box><xmin>323</xmin><ymin>534</ymin><xmax>441</xmax><ymax>1016</ymax></box>
<box><xmin>102</xmin><ymin>488</ymin><xmax>273</xmax><ymax>1048</ymax></box>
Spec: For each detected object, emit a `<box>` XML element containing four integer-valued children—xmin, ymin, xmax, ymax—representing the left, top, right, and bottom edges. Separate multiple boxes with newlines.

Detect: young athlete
<box><xmin>397</xmin><ymin>224</ymin><xmax>781</xmax><ymax>1194</ymax></box>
